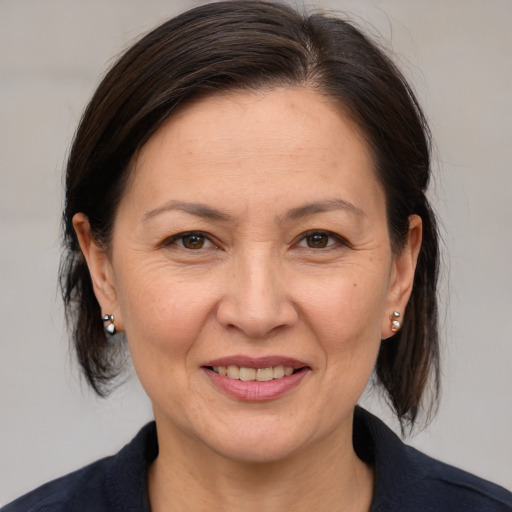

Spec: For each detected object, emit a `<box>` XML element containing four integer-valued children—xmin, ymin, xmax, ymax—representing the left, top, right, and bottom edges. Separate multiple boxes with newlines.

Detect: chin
<box><xmin>195</xmin><ymin>418</ymin><xmax>316</xmax><ymax>465</ymax></box>
<box><xmin>211</xmin><ymin>436</ymin><xmax>305</xmax><ymax>464</ymax></box>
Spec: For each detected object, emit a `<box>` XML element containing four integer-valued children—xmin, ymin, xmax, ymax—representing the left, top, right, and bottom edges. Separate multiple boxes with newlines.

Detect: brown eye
<box><xmin>162</xmin><ymin>231</ymin><xmax>215</xmax><ymax>251</ymax></box>
<box><xmin>181</xmin><ymin>234</ymin><xmax>206</xmax><ymax>249</ymax></box>
<box><xmin>306</xmin><ymin>233</ymin><xmax>329</xmax><ymax>248</ymax></box>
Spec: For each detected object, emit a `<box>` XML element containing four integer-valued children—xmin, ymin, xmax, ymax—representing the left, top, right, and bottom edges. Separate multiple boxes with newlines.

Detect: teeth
<box><xmin>273</xmin><ymin>365</ymin><xmax>284</xmax><ymax>379</ymax></box>
<box><xmin>256</xmin><ymin>368</ymin><xmax>274</xmax><ymax>382</ymax></box>
<box><xmin>239</xmin><ymin>367</ymin><xmax>256</xmax><ymax>381</ymax></box>
<box><xmin>212</xmin><ymin>365</ymin><xmax>296</xmax><ymax>381</ymax></box>
<box><xmin>227</xmin><ymin>365</ymin><xmax>239</xmax><ymax>379</ymax></box>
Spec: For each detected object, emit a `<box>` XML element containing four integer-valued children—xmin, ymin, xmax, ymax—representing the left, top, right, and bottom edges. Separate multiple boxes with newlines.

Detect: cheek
<box><xmin>299</xmin><ymin>267</ymin><xmax>389</xmax><ymax>389</ymax></box>
<box><xmin>300</xmin><ymin>267</ymin><xmax>389</xmax><ymax>344</ymax></box>
<box><xmin>116</xmin><ymin>269</ymin><xmax>219</xmax><ymax>364</ymax></box>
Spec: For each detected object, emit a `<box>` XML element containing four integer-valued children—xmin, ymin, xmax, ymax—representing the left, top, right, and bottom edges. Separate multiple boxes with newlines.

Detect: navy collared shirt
<box><xmin>3</xmin><ymin>408</ymin><xmax>511</xmax><ymax>511</ymax></box>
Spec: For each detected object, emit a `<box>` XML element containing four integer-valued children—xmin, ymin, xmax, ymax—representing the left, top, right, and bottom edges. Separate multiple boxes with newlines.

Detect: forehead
<box><xmin>142</xmin><ymin>87</ymin><xmax>367</xmax><ymax>160</ymax></box>
<box><xmin>122</xmin><ymin>87</ymin><xmax>383</xmax><ymax>218</ymax></box>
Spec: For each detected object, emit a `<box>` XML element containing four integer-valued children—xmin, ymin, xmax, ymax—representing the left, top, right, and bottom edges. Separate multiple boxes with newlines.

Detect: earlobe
<box><xmin>381</xmin><ymin>215</ymin><xmax>422</xmax><ymax>338</ymax></box>
<box><xmin>72</xmin><ymin>213</ymin><xmax>121</xmax><ymax>329</ymax></box>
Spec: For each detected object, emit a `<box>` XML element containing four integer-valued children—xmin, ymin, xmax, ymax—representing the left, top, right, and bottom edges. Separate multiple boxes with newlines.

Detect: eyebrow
<box><xmin>281</xmin><ymin>198</ymin><xmax>364</xmax><ymax>222</ymax></box>
<box><xmin>142</xmin><ymin>200</ymin><xmax>234</xmax><ymax>222</ymax></box>
<box><xmin>142</xmin><ymin>197</ymin><xmax>364</xmax><ymax>223</ymax></box>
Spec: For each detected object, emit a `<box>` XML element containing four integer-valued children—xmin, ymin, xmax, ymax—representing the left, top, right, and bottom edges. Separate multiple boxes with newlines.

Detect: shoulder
<box><xmin>1</xmin><ymin>422</ymin><xmax>157</xmax><ymax>512</ymax></box>
<box><xmin>354</xmin><ymin>407</ymin><xmax>512</xmax><ymax>512</ymax></box>
<box><xmin>1</xmin><ymin>457</ymin><xmax>114</xmax><ymax>512</ymax></box>
<box><xmin>401</xmin><ymin>443</ymin><xmax>512</xmax><ymax>512</ymax></box>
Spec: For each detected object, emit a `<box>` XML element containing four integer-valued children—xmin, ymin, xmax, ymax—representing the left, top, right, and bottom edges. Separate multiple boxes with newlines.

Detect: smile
<box><xmin>211</xmin><ymin>365</ymin><xmax>295</xmax><ymax>381</ymax></box>
<box><xmin>202</xmin><ymin>356</ymin><xmax>310</xmax><ymax>401</ymax></box>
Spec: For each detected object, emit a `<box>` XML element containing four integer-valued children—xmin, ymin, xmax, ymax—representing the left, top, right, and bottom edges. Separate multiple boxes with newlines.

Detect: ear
<box><xmin>73</xmin><ymin>213</ymin><xmax>123</xmax><ymax>331</ymax></box>
<box><xmin>381</xmin><ymin>214</ymin><xmax>422</xmax><ymax>339</ymax></box>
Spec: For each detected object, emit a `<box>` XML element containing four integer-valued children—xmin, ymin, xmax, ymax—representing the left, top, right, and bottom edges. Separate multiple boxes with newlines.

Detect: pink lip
<box><xmin>203</xmin><ymin>355</ymin><xmax>308</xmax><ymax>369</ymax></box>
<box><xmin>201</xmin><ymin>355</ymin><xmax>311</xmax><ymax>402</ymax></box>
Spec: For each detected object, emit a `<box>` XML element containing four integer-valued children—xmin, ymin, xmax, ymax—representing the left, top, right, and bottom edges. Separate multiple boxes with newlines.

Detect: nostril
<box><xmin>216</xmin><ymin>303</ymin><xmax>299</xmax><ymax>339</ymax></box>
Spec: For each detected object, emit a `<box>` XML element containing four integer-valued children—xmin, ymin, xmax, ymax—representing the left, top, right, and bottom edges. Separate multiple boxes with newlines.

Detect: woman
<box><xmin>3</xmin><ymin>2</ymin><xmax>511</xmax><ymax>511</ymax></box>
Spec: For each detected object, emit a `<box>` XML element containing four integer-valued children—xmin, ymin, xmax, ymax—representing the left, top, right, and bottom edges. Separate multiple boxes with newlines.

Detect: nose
<box><xmin>216</xmin><ymin>250</ymin><xmax>298</xmax><ymax>339</ymax></box>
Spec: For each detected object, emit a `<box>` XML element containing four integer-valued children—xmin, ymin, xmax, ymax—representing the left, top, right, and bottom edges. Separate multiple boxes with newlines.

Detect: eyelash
<box><xmin>161</xmin><ymin>231</ymin><xmax>215</xmax><ymax>251</ymax></box>
<box><xmin>295</xmin><ymin>230</ymin><xmax>350</xmax><ymax>250</ymax></box>
<box><xmin>161</xmin><ymin>230</ymin><xmax>349</xmax><ymax>251</ymax></box>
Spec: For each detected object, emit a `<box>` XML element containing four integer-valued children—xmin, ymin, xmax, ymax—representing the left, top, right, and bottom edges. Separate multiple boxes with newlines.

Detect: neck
<box><xmin>148</xmin><ymin>413</ymin><xmax>374</xmax><ymax>512</ymax></box>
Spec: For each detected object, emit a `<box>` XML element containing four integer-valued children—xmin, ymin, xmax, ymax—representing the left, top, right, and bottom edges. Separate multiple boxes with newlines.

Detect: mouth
<box><xmin>201</xmin><ymin>356</ymin><xmax>310</xmax><ymax>401</ymax></box>
<box><xmin>205</xmin><ymin>364</ymin><xmax>305</xmax><ymax>382</ymax></box>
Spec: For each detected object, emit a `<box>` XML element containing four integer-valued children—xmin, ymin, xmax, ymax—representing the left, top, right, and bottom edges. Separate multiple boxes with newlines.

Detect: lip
<box><xmin>201</xmin><ymin>355</ymin><xmax>311</xmax><ymax>402</ymax></box>
<box><xmin>203</xmin><ymin>355</ymin><xmax>308</xmax><ymax>369</ymax></box>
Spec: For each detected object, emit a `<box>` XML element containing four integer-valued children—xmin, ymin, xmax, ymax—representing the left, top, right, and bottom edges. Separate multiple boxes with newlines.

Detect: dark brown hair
<box><xmin>60</xmin><ymin>0</ymin><xmax>440</xmax><ymax>431</ymax></box>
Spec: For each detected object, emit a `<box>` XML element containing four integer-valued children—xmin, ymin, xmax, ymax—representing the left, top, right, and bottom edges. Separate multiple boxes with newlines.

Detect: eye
<box><xmin>181</xmin><ymin>233</ymin><xmax>207</xmax><ymax>249</ymax></box>
<box><xmin>305</xmin><ymin>232</ymin><xmax>331</xmax><ymax>248</ymax></box>
<box><xmin>296</xmin><ymin>230</ymin><xmax>346</xmax><ymax>249</ymax></box>
<box><xmin>163</xmin><ymin>231</ymin><xmax>214</xmax><ymax>250</ymax></box>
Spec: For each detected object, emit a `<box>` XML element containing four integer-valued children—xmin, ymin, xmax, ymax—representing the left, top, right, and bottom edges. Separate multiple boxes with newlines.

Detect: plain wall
<box><xmin>1</xmin><ymin>0</ymin><xmax>511</xmax><ymax>504</ymax></box>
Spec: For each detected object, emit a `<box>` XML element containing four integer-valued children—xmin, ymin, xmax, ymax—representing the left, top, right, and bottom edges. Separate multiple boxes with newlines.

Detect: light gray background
<box><xmin>1</xmin><ymin>0</ymin><xmax>511</xmax><ymax>504</ymax></box>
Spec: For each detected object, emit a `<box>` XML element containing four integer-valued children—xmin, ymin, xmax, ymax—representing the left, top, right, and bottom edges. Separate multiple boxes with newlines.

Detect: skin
<box><xmin>74</xmin><ymin>87</ymin><xmax>422</xmax><ymax>512</ymax></box>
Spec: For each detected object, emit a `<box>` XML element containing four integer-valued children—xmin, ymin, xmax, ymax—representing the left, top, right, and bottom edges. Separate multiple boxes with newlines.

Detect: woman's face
<box><xmin>80</xmin><ymin>87</ymin><xmax>420</xmax><ymax>463</ymax></box>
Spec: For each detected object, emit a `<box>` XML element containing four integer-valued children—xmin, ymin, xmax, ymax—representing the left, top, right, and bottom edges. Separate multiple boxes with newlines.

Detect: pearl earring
<box><xmin>102</xmin><ymin>314</ymin><xmax>117</xmax><ymax>335</ymax></box>
<box><xmin>390</xmin><ymin>311</ymin><xmax>401</xmax><ymax>332</ymax></box>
